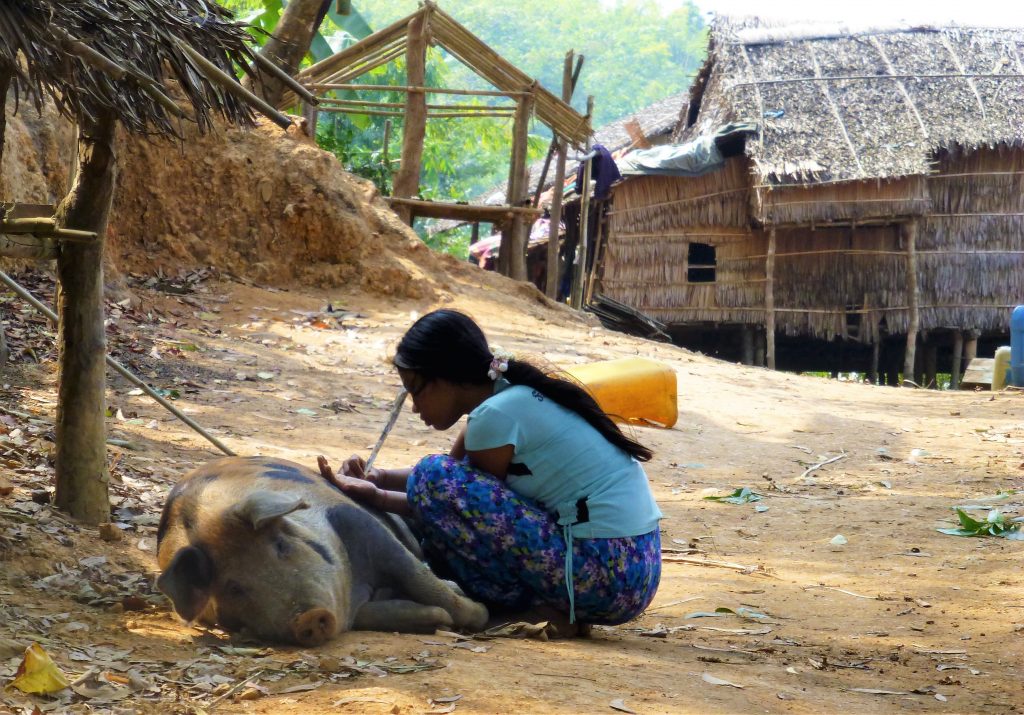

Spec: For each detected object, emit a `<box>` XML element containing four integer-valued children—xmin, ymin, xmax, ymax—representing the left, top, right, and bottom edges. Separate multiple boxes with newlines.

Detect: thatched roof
<box><xmin>680</xmin><ymin>20</ymin><xmax>1024</xmax><ymax>186</ymax></box>
<box><xmin>0</xmin><ymin>0</ymin><xmax>263</xmax><ymax>135</ymax></box>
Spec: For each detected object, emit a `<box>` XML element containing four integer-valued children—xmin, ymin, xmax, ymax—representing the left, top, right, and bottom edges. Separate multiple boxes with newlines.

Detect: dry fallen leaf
<box><xmin>610</xmin><ymin>698</ymin><xmax>638</xmax><ymax>713</ymax></box>
<box><xmin>7</xmin><ymin>643</ymin><xmax>70</xmax><ymax>694</ymax></box>
<box><xmin>701</xmin><ymin>673</ymin><xmax>745</xmax><ymax>688</ymax></box>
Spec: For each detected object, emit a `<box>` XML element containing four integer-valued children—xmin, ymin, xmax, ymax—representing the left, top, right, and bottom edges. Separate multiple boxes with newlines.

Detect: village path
<box><xmin>0</xmin><ymin>266</ymin><xmax>1022</xmax><ymax>714</ymax></box>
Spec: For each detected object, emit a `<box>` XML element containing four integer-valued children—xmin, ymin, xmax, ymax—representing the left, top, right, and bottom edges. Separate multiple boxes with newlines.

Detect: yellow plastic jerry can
<box><xmin>564</xmin><ymin>357</ymin><xmax>678</xmax><ymax>428</ymax></box>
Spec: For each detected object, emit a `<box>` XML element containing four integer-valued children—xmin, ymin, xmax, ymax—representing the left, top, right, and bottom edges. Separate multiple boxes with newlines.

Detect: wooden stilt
<box><xmin>902</xmin><ymin>220</ymin><xmax>919</xmax><ymax>386</ymax></box>
<box><xmin>54</xmin><ymin>111</ymin><xmax>116</xmax><ymax>525</ymax></box>
<box><xmin>950</xmin><ymin>330</ymin><xmax>963</xmax><ymax>390</ymax></box>
<box><xmin>755</xmin><ymin>329</ymin><xmax>766</xmax><ymax>367</ymax></box>
<box><xmin>741</xmin><ymin>326</ymin><xmax>754</xmax><ymax>366</ymax></box>
<box><xmin>964</xmin><ymin>329</ymin><xmax>979</xmax><ymax>366</ymax></box>
<box><xmin>924</xmin><ymin>340</ymin><xmax>938</xmax><ymax>389</ymax></box>
<box><xmin>870</xmin><ymin>339</ymin><xmax>880</xmax><ymax>385</ymax></box>
<box><xmin>765</xmin><ymin>227</ymin><xmax>777</xmax><ymax>370</ymax></box>
<box><xmin>391</xmin><ymin>11</ymin><xmax>428</xmax><ymax>225</ymax></box>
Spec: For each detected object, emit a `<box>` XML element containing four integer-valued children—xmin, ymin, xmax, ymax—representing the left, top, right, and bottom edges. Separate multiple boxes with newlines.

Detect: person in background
<box><xmin>323</xmin><ymin>309</ymin><xmax>662</xmax><ymax>636</ymax></box>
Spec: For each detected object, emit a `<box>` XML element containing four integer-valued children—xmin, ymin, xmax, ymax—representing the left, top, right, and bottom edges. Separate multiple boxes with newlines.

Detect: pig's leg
<box><xmin>326</xmin><ymin>504</ymin><xmax>489</xmax><ymax>631</ymax></box>
<box><xmin>379</xmin><ymin>556</ymin><xmax>490</xmax><ymax>631</ymax></box>
<box><xmin>352</xmin><ymin>599</ymin><xmax>453</xmax><ymax>633</ymax></box>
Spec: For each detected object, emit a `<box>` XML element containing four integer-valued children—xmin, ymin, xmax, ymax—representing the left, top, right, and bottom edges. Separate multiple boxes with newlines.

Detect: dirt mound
<box><xmin>2</xmin><ymin>98</ymin><xmax>498</xmax><ymax>302</ymax></box>
<box><xmin>109</xmin><ymin>119</ymin><xmax>444</xmax><ymax>299</ymax></box>
<box><xmin>0</xmin><ymin>97</ymin><xmax>76</xmax><ymax>204</ymax></box>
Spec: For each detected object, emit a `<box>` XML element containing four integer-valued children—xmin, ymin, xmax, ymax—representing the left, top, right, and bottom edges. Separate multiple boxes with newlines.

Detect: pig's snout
<box><xmin>291</xmin><ymin>608</ymin><xmax>337</xmax><ymax>646</ymax></box>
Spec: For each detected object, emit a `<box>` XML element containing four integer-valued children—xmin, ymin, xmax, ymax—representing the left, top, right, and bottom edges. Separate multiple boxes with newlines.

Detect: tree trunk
<box><xmin>391</xmin><ymin>11</ymin><xmax>428</xmax><ymax>225</ymax></box>
<box><xmin>247</xmin><ymin>0</ymin><xmax>331</xmax><ymax>108</ymax></box>
<box><xmin>53</xmin><ymin>112</ymin><xmax>117</xmax><ymax>525</ymax></box>
<box><xmin>0</xmin><ymin>70</ymin><xmax>12</xmax><ymax>373</ymax></box>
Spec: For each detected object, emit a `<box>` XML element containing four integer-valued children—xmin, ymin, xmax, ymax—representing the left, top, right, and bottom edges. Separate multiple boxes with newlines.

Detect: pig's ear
<box><xmin>157</xmin><ymin>546</ymin><xmax>214</xmax><ymax>623</ymax></box>
<box><xmin>232</xmin><ymin>491</ymin><xmax>309</xmax><ymax>531</ymax></box>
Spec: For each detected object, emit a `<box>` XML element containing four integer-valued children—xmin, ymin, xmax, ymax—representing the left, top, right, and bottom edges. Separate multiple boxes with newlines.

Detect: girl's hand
<box><xmin>338</xmin><ymin>454</ymin><xmax>383</xmax><ymax>486</ymax></box>
<box><xmin>317</xmin><ymin>456</ymin><xmax>383</xmax><ymax>507</ymax></box>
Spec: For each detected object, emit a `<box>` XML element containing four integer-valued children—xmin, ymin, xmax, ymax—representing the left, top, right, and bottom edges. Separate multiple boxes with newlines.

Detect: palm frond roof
<box><xmin>0</xmin><ymin>0</ymin><xmax>261</xmax><ymax>134</ymax></box>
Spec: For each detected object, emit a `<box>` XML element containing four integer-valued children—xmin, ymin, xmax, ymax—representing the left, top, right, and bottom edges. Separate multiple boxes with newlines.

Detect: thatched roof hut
<box><xmin>597</xmin><ymin>19</ymin><xmax>1024</xmax><ymax>385</ymax></box>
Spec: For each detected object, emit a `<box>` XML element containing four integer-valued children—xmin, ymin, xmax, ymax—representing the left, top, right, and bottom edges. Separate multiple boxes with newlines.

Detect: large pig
<box><xmin>156</xmin><ymin>456</ymin><xmax>488</xmax><ymax>645</ymax></box>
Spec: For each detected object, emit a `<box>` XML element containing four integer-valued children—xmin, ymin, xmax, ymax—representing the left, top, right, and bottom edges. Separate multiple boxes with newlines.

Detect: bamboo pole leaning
<box><xmin>177</xmin><ymin>42</ymin><xmax>293</xmax><ymax>130</ymax></box>
<box><xmin>0</xmin><ymin>271</ymin><xmax>235</xmax><ymax>457</ymax></box>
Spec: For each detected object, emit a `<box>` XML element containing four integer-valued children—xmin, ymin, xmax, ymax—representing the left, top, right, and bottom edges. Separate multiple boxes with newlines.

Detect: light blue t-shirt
<box><xmin>464</xmin><ymin>381</ymin><xmax>662</xmax><ymax>539</ymax></box>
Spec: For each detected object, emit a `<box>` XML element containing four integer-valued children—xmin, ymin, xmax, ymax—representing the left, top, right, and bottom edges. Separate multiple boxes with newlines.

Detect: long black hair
<box><xmin>394</xmin><ymin>309</ymin><xmax>652</xmax><ymax>462</ymax></box>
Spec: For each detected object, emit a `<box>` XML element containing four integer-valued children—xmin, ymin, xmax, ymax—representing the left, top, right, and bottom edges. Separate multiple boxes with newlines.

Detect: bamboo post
<box><xmin>382</xmin><ymin>118</ymin><xmax>393</xmax><ymax>189</ymax></box>
<box><xmin>501</xmin><ymin>85</ymin><xmax>535</xmax><ymax>280</ymax></box>
<box><xmin>54</xmin><ymin>111</ymin><xmax>117</xmax><ymax>525</ymax></box>
<box><xmin>391</xmin><ymin>10</ymin><xmax>428</xmax><ymax>224</ymax></box>
<box><xmin>533</xmin><ymin>53</ymin><xmax>583</xmax><ymax>208</ymax></box>
<box><xmin>765</xmin><ymin>227</ymin><xmax>777</xmax><ymax>370</ymax></box>
<box><xmin>546</xmin><ymin>51</ymin><xmax>573</xmax><ymax>300</ymax></box>
<box><xmin>571</xmin><ymin>96</ymin><xmax>595</xmax><ymax>309</ymax></box>
<box><xmin>584</xmin><ymin>198</ymin><xmax>606</xmax><ymax>306</ymax></box>
<box><xmin>950</xmin><ymin>329</ymin><xmax>963</xmax><ymax>390</ymax></box>
<box><xmin>902</xmin><ymin>220</ymin><xmax>919</xmax><ymax>386</ymax></box>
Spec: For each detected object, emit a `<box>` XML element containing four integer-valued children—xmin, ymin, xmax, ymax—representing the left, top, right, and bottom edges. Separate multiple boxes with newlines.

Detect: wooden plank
<box><xmin>960</xmin><ymin>357</ymin><xmax>994</xmax><ymax>390</ymax></box>
<box><xmin>384</xmin><ymin>197</ymin><xmax>540</xmax><ymax>223</ymax></box>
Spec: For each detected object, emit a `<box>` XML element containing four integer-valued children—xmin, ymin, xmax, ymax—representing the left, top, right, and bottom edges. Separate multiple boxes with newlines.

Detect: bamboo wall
<box><xmin>601</xmin><ymin>146</ymin><xmax>1024</xmax><ymax>342</ymax></box>
<box><xmin>600</xmin><ymin>157</ymin><xmax>759</xmax><ymax>323</ymax></box>
<box><xmin>771</xmin><ymin>226</ymin><xmax>906</xmax><ymax>342</ymax></box>
<box><xmin>757</xmin><ymin>176</ymin><xmax>928</xmax><ymax>225</ymax></box>
<box><xmin>917</xmin><ymin>146</ymin><xmax>1024</xmax><ymax>332</ymax></box>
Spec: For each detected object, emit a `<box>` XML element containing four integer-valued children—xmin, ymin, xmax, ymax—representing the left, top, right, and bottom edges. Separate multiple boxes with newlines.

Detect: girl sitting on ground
<box><xmin>325</xmin><ymin>309</ymin><xmax>662</xmax><ymax>635</ymax></box>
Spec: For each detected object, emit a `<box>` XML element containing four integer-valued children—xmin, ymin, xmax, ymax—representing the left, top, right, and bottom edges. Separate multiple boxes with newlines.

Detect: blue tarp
<box><xmin>616</xmin><ymin>123</ymin><xmax>758</xmax><ymax>177</ymax></box>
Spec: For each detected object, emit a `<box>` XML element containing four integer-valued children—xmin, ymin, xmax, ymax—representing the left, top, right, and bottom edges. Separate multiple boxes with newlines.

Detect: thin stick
<box><xmin>207</xmin><ymin>670</ymin><xmax>265</xmax><ymax>710</ymax></box>
<box><xmin>364</xmin><ymin>389</ymin><xmax>408</xmax><ymax>472</ymax></box>
<box><xmin>530</xmin><ymin>672</ymin><xmax>599</xmax><ymax>683</ymax></box>
<box><xmin>799</xmin><ymin>452</ymin><xmax>847</xmax><ymax>479</ymax></box>
<box><xmin>661</xmin><ymin>555</ymin><xmax>776</xmax><ymax>577</ymax></box>
<box><xmin>814</xmin><ymin>585</ymin><xmax>879</xmax><ymax>600</ymax></box>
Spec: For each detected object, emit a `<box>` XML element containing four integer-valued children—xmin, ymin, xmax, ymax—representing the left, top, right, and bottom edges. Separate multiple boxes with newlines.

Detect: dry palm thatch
<box><xmin>0</xmin><ymin>0</ymin><xmax>265</xmax><ymax>137</ymax></box>
<box><xmin>679</xmin><ymin>19</ymin><xmax>1024</xmax><ymax>186</ymax></box>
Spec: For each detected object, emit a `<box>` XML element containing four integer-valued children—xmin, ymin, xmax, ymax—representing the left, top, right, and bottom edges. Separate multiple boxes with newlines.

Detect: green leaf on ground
<box><xmin>703</xmin><ymin>487</ymin><xmax>763</xmax><ymax>504</ymax></box>
<box><xmin>937</xmin><ymin>508</ymin><xmax>1024</xmax><ymax>539</ymax></box>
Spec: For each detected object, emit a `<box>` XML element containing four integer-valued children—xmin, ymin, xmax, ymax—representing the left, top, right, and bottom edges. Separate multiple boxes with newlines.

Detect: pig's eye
<box><xmin>273</xmin><ymin>537</ymin><xmax>291</xmax><ymax>558</ymax></box>
<box><xmin>224</xmin><ymin>580</ymin><xmax>247</xmax><ymax>598</ymax></box>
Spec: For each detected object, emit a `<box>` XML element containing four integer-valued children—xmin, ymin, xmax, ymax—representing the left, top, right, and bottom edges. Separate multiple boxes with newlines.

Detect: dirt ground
<box><xmin>0</xmin><ymin>264</ymin><xmax>1022</xmax><ymax>715</ymax></box>
<box><xmin>0</xmin><ymin>105</ymin><xmax>1022</xmax><ymax>714</ymax></box>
